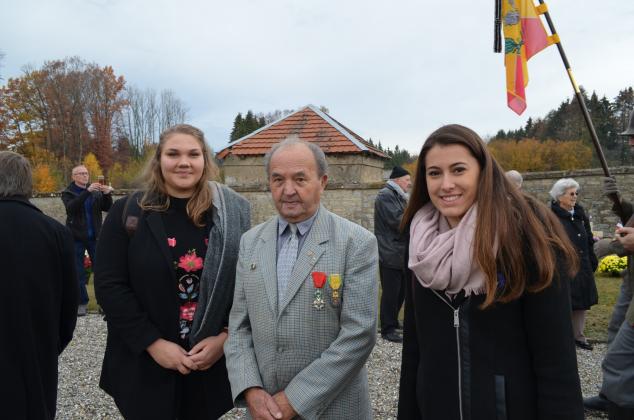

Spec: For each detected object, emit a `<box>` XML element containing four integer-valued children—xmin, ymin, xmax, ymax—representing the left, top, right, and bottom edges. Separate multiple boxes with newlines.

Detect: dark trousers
<box><xmin>380</xmin><ymin>265</ymin><xmax>405</xmax><ymax>334</ymax></box>
<box><xmin>74</xmin><ymin>240</ymin><xmax>96</xmax><ymax>305</ymax></box>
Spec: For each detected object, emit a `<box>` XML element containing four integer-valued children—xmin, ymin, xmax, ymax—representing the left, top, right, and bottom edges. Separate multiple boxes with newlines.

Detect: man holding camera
<box><xmin>62</xmin><ymin>165</ymin><xmax>113</xmax><ymax>316</ymax></box>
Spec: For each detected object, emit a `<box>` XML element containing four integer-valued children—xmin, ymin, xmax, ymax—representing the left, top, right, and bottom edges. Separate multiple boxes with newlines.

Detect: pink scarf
<box><xmin>408</xmin><ymin>202</ymin><xmax>487</xmax><ymax>296</ymax></box>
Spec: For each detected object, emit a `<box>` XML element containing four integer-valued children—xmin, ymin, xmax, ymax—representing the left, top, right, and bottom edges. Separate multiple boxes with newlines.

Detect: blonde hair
<box><xmin>139</xmin><ymin>124</ymin><xmax>219</xmax><ymax>227</ymax></box>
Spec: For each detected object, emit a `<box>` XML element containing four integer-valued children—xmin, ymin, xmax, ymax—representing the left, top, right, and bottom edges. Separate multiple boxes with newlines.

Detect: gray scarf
<box><xmin>189</xmin><ymin>181</ymin><xmax>251</xmax><ymax>345</ymax></box>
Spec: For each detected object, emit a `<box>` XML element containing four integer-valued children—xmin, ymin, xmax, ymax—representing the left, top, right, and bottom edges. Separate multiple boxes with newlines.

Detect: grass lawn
<box><xmin>586</xmin><ymin>274</ymin><xmax>622</xmax><ymax>342</ymax></box>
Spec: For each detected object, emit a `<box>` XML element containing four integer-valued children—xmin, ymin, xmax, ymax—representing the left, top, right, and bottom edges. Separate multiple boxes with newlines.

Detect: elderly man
<box><xmin>62</xmin><ymin>165</ymin><xmax>112</xmax><ymax>315</ymax></box>
<box><xmin>584</xmin><ymin>109</ymin><xmax>634</xmax><ymax>419</ymax></box>
<box><xmin>224</xmin><ymin>136</ymin><xmax>379</xmax><ymax>419</ymax></box>
<box><xmin>0</xmin><ymin>151</ymin><xmax>78</xmax><ymax>419</ymax></box>
<box><xmin>374</xmin><ymin>166</ymin><xmax>411</xmax><ymax>342</ymax></box>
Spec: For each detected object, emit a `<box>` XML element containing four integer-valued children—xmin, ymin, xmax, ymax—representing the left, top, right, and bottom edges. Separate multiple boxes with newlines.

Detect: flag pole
<box><xmin>535</xmin><ymin>0</ymin><xmax>626</xmax><ymax>216</ymax></box>
<box><xmin>535</xmin><ymin>0</ymin><xmax>611</xmax><ymax>177</ymax></box>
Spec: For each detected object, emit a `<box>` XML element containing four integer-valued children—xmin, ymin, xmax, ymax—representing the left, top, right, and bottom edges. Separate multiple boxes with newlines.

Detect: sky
<box><xmin>1</xmin><ymin>0</ymin><xmax>633</xmax><ymax>154</ymax></box>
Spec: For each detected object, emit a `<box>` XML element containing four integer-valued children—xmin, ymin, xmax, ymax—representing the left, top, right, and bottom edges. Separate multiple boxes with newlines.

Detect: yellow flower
<box><xmin>598</xmin><ymin>255</ymin><xmax>627</xmax><ymax>276</ymax></box>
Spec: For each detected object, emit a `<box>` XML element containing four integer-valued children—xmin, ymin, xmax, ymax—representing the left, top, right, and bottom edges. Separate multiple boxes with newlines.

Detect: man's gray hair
<box><xmin>0</xmin><ymin>151</ymin><xmax>33</xmax><ymax>197</ymax></box>
<box><xmin>263</xmin><ymin>135</ymin><xmax>329</xmax><ymax>177</ymax></box>
<box><xmin>505</xmin><ymin>170</ymin><xmax>523</xmax><ymax>188</ymax></box>
<box><xmin>549</xmin><ymin>177</ymin><xmax>580</xmax><ymax>201</ymax></box>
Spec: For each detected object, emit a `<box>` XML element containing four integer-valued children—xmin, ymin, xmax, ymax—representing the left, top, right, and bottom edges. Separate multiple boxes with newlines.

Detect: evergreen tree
<box><xmin>490</xmin><ymin>84</ymin><xmax>633</xmax><ymax>167</ymax></box>
<box><xmin>230</xmin><ymin>113</ymin><xmax>244</xmax><ymax>141</ymax></box>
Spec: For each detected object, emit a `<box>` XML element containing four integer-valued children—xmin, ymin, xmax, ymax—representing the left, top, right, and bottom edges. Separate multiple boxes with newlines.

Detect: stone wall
<box><xmin>31</xmin><ymin>184</ymin><xmax>383</xmax><ymax>232</ymax></box>
<box><xmin>28</xmin><ymin>166</ymin><xmax>634</xmax><ymax>237</ymax></box>
<box><xmin>236</xmin><ymin>183</ymin><xmax>382</xmax><ymax>231</ymax></box>
<box><xmin>222</xmin><ymin>154</ymin><xmax>386</xmax><ymax>187</ymax></box>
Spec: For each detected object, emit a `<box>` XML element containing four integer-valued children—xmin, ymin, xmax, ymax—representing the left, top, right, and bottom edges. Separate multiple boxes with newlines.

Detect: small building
<box><xmin>216</xmin><ymin>105</ymin><xmax>388</xmax><ymax>187</ymax></box>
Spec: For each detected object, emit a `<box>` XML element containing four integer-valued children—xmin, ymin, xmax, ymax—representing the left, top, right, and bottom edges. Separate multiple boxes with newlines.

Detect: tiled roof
<box><xmin>216</xmin><ymin>105</ymin><xmax>388</xmax><ymax>159</ymax></box>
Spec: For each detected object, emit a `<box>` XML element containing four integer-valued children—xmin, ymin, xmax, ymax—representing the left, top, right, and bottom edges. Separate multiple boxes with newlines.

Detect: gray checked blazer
<box><xmin>224</xmin><ymin>206</ymin><xmax>379</xmax><ymax>420</ymax></box>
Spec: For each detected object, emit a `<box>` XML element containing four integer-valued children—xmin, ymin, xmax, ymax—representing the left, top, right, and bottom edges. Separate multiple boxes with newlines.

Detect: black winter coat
<box><xmin>94</xmin><ymin>197</ymin><xmax>234</xmax><ymax>419</ymax></box>
<box><xmin>61</xmin><ymin>182</ymin><xmax>112</xmax><ymax>242</ymax></box>
<box><xmin>398</xmin><ymin>243</ymin><xmax>583</xmax><ymax>419</ymax></box>
<box><xmin>374</xmin><ymin>183</ymin><xmax>408</xmax><ymax>269</ymax></box>
<box><xmin>550</xmin><ymin>202</ymin><xmax>598</xmax><ymax>310</ymax></box>
<box><xmin>0</xmin><ymin>197</ymin><xmax>78</xmax><ymax>420</ymax></box>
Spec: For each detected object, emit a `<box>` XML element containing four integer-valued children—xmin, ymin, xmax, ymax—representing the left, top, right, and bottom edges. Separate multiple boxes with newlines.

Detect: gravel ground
<box><xmin>57</xmin><ymin>315</ymin><xmax>609</xmax><ymax>419</ymax></box>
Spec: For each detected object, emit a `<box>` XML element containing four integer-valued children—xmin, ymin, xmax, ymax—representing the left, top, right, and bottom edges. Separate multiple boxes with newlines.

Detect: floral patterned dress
<box><xmin>162</xmin><ymin>197</ymin><xmax>211</xmax><ymax>347</ymax></box>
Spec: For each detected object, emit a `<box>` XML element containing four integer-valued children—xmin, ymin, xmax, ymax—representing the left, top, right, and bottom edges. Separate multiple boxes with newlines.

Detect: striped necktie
<box><xmin>277</xmin><ymin>223</ymin><xmax>299</xmax><ymax>301</ymax></box>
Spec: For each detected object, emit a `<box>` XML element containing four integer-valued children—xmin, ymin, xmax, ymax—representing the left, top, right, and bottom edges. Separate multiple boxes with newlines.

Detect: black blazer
<box><xmin>0</xmin><ymin>197</ymin><xmax>78</xmax><ymax>420</ymax></box>
<box><xmin>94</xmin><ymin>197</ymin><xmax>232</xmax><ymax>419</ymax></box>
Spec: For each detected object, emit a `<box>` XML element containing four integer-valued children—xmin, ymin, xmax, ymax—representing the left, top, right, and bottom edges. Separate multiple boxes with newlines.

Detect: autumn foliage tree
<box><xmin>0</xmin><ymin>56</ymin><xmax>189</xmax><ymax>191</ymax></box>
<box><xmin>488</xmin><ymin>138</ymin><xmax>593</xmax><ymax>172</ymax></box>
<box><xmin>82</xmin><ymin>152</ymin><xmax>103</xmax><ymax>180</ymax></box>
<box><xmin>32</xmin><ymin>163</ymin><xmax>58</xmax><ymax>192</ymax></box>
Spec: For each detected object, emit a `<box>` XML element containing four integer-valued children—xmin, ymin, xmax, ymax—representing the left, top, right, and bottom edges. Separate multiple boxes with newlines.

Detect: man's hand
<box><xmin>616</xmin><ymin>227</ymin><xmax>634</xmax><ymax>252</ymax></box>
<box><xmin>146</xmin><ymin>338</ymin><xmax>198</xmax><ymax>375</ymax></box>
<box><xmin>99</xmin><ymin>184</ymin><xmax>114</xmax><ymax>194</ymax></box>
<box><xmin>603</xmin><ymin>177</ymin><xmax>620</xmax><ymax>199</ymax></box>
<box><xmin>245</xmin><ymin>387</ymin><xmax>283</xmax><ymax>420</ymax></box>
<box><xmin>273</xmin><ymin>391</ymin><xmax>298</xmax><ymax>420</ymax></box>
<box><xmin>187</xmin><ymin>333</ymin><xmax>227</xmax><ymax>370</ymax></box>
<box><xmin>87</xmin><ymin>182</ymin><xmax>101</xmax><ymax>192</ymax></box>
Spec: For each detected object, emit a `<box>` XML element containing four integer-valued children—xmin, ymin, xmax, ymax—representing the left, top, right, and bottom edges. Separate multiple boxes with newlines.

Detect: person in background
<box><xmin>95</xmin><ymin>124</ymin><xmax>250</xmax><ymax>419</ymax></box>
<box><xmin>374</xmin><ymin>165</ymin><xmax>411</xmax><ymax>343</ymax></box>
<box><xmin>549</xmin><ymin>178</ymin><xmax>598</xmax><ymax>350</ymax></box>
<box><xmin>0</xmin><ymin>151</ymin><xmax>78</xmax><ymax>420</ymax></box>
<box><xmin>62</xmin><ymin>164</ymin><xmax>113</xmax><ymax>316</ymax></box>
<box><xmin>398</xmin><ymin>124</ymin><xmax>583</xmax><ymax>419</ymax></box>
<box><xmin>583</xmin><ymin>109</ymin><xmax>634</xmax><ymax>419</ymax></box>
<box><xmin>505</xmin><ymin>169</ymin><xmax>523</xmax><ymax>189</ymax></box>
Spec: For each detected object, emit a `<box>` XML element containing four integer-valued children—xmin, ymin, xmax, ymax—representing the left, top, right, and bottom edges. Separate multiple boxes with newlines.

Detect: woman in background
<box><xmin>398</xmin><ymin>124</ymin><xmax>583</xmax><ymax>419</ymax></box>
<box><xmin>549</xmin><ymin>178</ymin><xmax>598</xmax><ymax>350</ymax></box>
<box><xmin>95</xmin><ymin>124</ymin><xmax>250</xmax><ymax>419</ymax></box>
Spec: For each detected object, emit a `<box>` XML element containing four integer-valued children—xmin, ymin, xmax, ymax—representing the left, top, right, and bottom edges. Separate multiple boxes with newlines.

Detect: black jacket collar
<box><xmin>0</xmin><ymin>195</ymin><xmax>42</xmax><ymax>212</ymax></box>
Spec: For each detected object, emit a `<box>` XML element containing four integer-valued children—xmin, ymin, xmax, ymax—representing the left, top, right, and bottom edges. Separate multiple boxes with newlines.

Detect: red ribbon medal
<box><xmin>312</xmin><ymin>272</ymin><xmax>327</xmax><ymax>288</ymax></box>
<box><xmin>311</xmin><ymin>272</ymin><xmax>327</xmax><ymax>309</ymax></box>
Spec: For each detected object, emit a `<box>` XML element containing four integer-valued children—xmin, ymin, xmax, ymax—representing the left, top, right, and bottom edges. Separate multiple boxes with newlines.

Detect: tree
<box><xmin>488</xmin><ymin>138</ymin><xmax>592</xmax><ymax>172</ymax></box>
<box><xmin>230</xmin><ymin>113</ymin><xmax>244</xmax><ymax>141</ymax></box>
<box><xmin>82</xmin><ymin>152</ymin><xmax>103</xmax><ymax>179</ymax></box>
<box><xmin>86</xmin><ymin>64</ymin><xmax>127</xmax><ymax>173</ymax></box>
<box><xmin>116</xmin><ymin>86</ymin><xmax>189</xmax><ymax>156</ymax></box>
<box><xmin>228</xmin><ymin>110</ymin><xmax>267</xmax><ymax>141</ymax></box>
<box><xmin>493</xmin><ymin>85</ymin><xmax>633</xmax><ymax>167</ymax></box>
<box><xmin>385</xmin><ymin>144</ymin><xmax>413</xmax><ymax>169</ymax></box>
<box><xmin>32</xmin><ymin>163</ymin><xmax>58</xmax><ymax>192</ymax></box>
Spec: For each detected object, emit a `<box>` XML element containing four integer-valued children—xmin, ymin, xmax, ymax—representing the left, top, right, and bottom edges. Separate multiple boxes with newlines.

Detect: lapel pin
<box><xmin>250</xmin><ymin>263</ymin><xmax>256</xmax><ymax>270</ymax></box>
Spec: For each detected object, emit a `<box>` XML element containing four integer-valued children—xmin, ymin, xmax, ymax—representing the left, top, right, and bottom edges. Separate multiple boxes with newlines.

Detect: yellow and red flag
<box><xmin>502</xmin><ymin>0</ymin><xmax>555</xmax><ymax>115</ymax></box>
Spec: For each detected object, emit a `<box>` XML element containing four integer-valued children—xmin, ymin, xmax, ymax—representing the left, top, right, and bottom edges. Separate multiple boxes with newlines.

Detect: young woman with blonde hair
<box><xmin>95</xmin><ymin>124</ymin><xmax>250</xmax><ymax>419</ymax></box>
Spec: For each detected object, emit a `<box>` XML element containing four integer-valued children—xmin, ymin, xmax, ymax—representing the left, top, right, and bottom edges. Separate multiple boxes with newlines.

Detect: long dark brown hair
<box><xmin>401</xmin><ymin>124</ymin><xmax>578</xmax><ymax>308</ymax></box>
<box><xmin>139</xmin><ymin>124</ymin><xmax>219</xmax><ymax>227</ymax></box>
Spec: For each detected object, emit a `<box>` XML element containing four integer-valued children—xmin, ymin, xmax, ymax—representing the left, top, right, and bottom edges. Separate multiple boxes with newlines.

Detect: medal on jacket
<box><xmin>311</xmin><ymin>271</ymin><xmax>327</xmax><ymax>310</ymax></box>
<box><xmin>329</xmin><ymin>274</ymin><xmax>342</xmax><ymax>306</ymax></box>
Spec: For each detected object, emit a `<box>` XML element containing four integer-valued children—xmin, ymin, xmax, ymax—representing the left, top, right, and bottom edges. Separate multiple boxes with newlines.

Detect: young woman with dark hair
<box><xmin>397</xmin><ymin>124</ymin><xmax>584</xmax><ymax>419</ymax></box>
